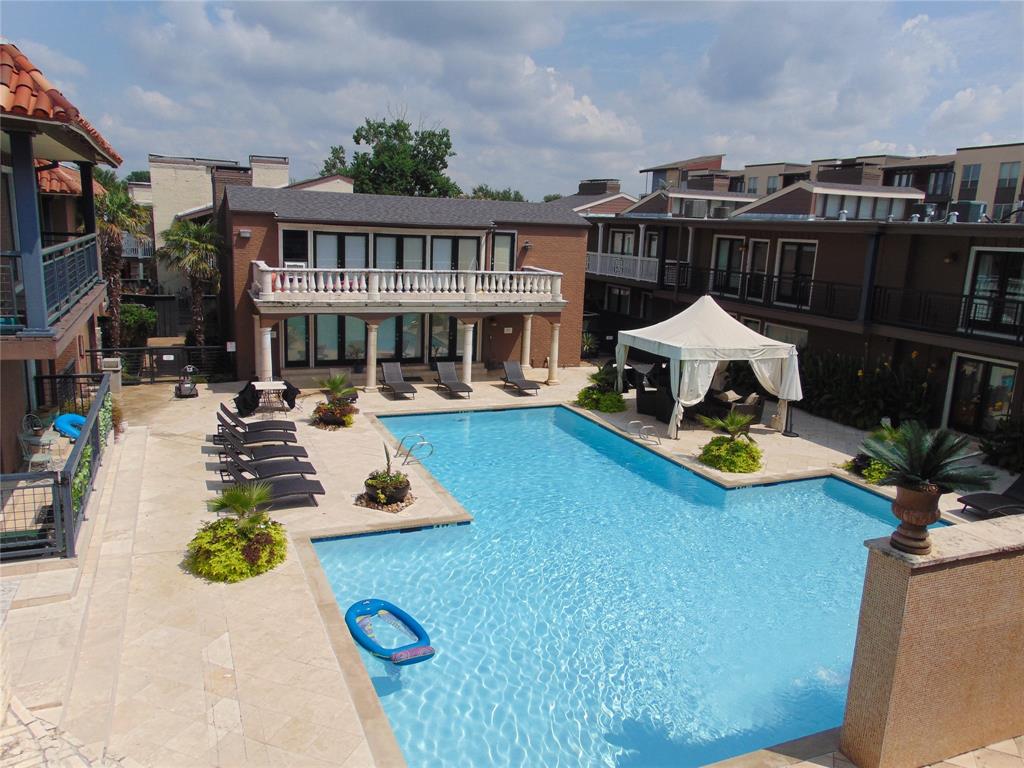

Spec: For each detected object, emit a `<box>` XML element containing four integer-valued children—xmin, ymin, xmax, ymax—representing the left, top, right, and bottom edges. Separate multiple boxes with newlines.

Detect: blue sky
<box><xmin>5</xmin><ymin>1</ymin><xmax>1023</xmax><ymax>199</ymax></box>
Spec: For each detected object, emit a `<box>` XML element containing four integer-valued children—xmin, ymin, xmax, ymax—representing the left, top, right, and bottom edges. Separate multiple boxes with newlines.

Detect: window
<box><xmin>605</xmin><ymin>285</ymin><xmax>630</xmax><ymax>315</ymax></box>
<box><xmin>875</xmin><ymin>197</ymin><xmax>892</xmax><ymax>220</ymax></box>
<box><xmin>927</xmin><ymin>170</ymin><xmax>953</xmax><ymax>196</ymax></box>
<box><xmin>609</xmin><ymin>230</ymin><xmax>634</xmax><ymax>255</ymax></box>
<box><xmin>763</xmin><ymin>322</ymin><xmax>808</xmax><ymax>349</ymax></box>
<box><xmin>645</xmin><ymin>231</ymin><xmax>659</xmax><ymax>259</ymax></box>
<box><xmin>947</xmin><ymin>354</ymin><xmax>1017</xmax><ymax>435</ymax></box>
<box><xmin>997</xmin><ymin>161</ymin><xmax>1020</xmax><ymax>190</ymax></box>
<box><xmin>682</xmin><ymin>199</ymin><xmax>708</xmax><ymax>218</ymax></box>
<box><xmin>766</xmin><ymin>175</ymin><xmax>779</xmax><ymax>194</ymax></box>
<box><xmin>711</xmin><ymin>237</ymin><xmax>744</xmax><ymax>296</ymax></box>
<box><xmin>740</xmin><ymin>317</ymin><xmax>762</xmax><ymax>332</ymax></box>
<box><xmin>959</xmin><ymin>163</ymin><xmax>981</xmax><ymax>200</ymax></box>
<box><xmin>747</xmin><ymin>177</ymin><xmax>759</xmax><ymax>195</ymax></box>
<box><xmin>638</xmin><ymin>292</ymin><xmax>653</xmax><ymax>320</ymax></box>
<box><xmin>374</xmin><ymin>235</ymin><xmax>426</xmax><ymax>269</ymax></box>
<box><xmin>282</xmin><ymin>230</ymin><xmax>309</xmax><ymax>265</ymax></box>
<box><xmin>285</xmin><ymin>316</ymin><xmax>309</xmax><ymax>366</ymax></box>
<box><xmin>492</xmin><ymin>232</ymin><xmax>516</xmax><ymax>271</ymax></box>
<box><xmin>855</xmin><ymin>197</ymin><xmax>875</xmax><ymax>220</ymax></box>
<box><xmin>890</xmin><ymin>199</ymin><xmax>907</xmax><ymax>220</ymax></box>
<box><xmin>992</xmin><ymin>203</ymin><xmax>1016</xmax><ymax>222</ymax></box>
<box><xmin>892</xmin><ymin>172</ymin><xmax>914</xmax><ymax>188</ymax></box>
<box><xmin>746</xmin><ymin>240</ymin><xmax>770</xmax><ymax>301</ymax></box>
<box><xmin>775</xmin><ymin>241</ymin><xmax>816</xmax><ymax>306</ymax></box>
<box><xmin>432</xmin><ymin>237</ymin><xmax>479</xmax><ymax>270</ymax></box>
<box><xmin>824</xmin><ymin>194</ymin><xmax>841</xmax><ymax>218</ymax></box>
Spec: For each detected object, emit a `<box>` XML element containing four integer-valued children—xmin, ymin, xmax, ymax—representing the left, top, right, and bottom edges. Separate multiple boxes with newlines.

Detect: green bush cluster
<box><xmin>979</xmin><ymin>418</ymin><xmax>1024</xmax><ymax>473</ymax></box>
<box><xmin>71</xmin><ymin>445</ymin><xmax>93</xmax><ymax>513</ymax></box>
<box><xmin>699</xmin><ymin>436</ymin><xmax>762</xmax><ymax>473</ymax></box>
<box><xmin>185</xmin><ymin>516</ymin><xmax>287</xmax><ymax>583</ymax></box>
<box><xmin>119</xmin><ymin>303</ymin><xmax>157</xmax><ymax>347</ymax></box>
<box><xmin>799</xmin><ymin>350</ymin><xmax>934</xmax><ymax>429</ymax></box>
<box><xmin>98</xmin><ymin>393</ymin><xmax>113</xmax><ymax>444</ymax></box>
<box><xmin>575</xmin><ymin>387</ymin><xmax>627</xmax><ymax>413</ymax></box>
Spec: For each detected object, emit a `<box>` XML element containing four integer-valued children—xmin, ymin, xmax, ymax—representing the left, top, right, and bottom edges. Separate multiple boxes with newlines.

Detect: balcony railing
<box><xmin>122</xmin><ymin>233</ymin><xmax>154</xmax><ymax>259</ymax></box>
<box><xmin>873</xmin><ymin>286</ymin><xmax>1023</xmax><ymax>342</ymax></box>
<box><xmin>43</xmin><ymin>233</ymin><xmax>101</xmax><ymax>324</ymax></box>
<box><xmin>586</xmin><ymin>251</ymin><xmax>660</xmax><ymax>282</ymax></box>
<box><xmin>250</xmin><ymin>262</ymin><xmax>564</xmax><ymax>307</ymax></box>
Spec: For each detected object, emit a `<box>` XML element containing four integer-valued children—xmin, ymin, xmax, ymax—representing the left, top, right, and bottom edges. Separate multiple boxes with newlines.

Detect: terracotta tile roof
<box><xmin>0</xmin><ymin>41</ymin><xmax>122</xmax><ymax>166</ymax></box>
<box><xmin>34</xmin><ymin>160</ymin><xmax>106</xmax><ymax>196</ymax></box>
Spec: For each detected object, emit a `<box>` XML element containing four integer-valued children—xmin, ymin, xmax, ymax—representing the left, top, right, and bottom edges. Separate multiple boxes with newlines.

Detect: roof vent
<box><xmin>838</xmin><ymin>210</ymin><xmax>848</xmax><ymax>221</ymax></box>
<box><xmin>946</xmin><ymin>211</ymin><xmax>959</xmax><ymax>224</ymax></box>
<box><xmin>910</xmin><ymin>214</ymin><xmax>920</xmax><ymax>222</ymax></box>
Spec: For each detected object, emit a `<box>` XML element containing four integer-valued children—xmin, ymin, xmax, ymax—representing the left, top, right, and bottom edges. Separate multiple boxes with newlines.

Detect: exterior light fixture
<box><xmin>239</xmin><ymin>228</ymin><xmax>252</xmax><ymax>239</ymax></box>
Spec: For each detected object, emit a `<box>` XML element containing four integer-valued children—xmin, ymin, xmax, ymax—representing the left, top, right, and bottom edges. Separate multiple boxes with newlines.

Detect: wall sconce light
<box><xmin>239</xmin><ymin>228</ymin><xmax>252</xmax><ymax>239</ymax></box>
<box><xmin>944</xmin><ymin>251</ymin><xmax>958</xmax><ymax>264</ymax></box>
<box><xmin>522</xmin><ymin>240</ymin><xmax>533</xmax><ymax>250</ymax></box>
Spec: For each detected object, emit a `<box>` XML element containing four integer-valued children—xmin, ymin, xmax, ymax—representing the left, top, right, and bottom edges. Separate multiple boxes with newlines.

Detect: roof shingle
<box><xmin>225</xmin><ymin>187</ymin><xmax>591</xmax><ymax>229</ymax></box>
<box><xmin>1</xmin><ymin>42</ymin><xmax>122</xmax><ymax>166</ymax></box>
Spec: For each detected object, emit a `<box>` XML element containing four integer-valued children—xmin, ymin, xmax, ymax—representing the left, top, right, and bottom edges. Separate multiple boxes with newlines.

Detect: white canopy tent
<box><xmin>615</xmin><ymin>296</ymin><xmax>803</xmax><ymax>438</ymax></box>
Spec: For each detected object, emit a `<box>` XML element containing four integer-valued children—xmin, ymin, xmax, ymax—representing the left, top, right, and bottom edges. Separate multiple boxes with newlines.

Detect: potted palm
<box><xmin>319</xmin><ymin>373</ymin><xmax>358</xmax><ymax>403</ymax></box>
<box><xmin>860</xmin><ymin>421</ymin><xmax>993</xmax><ymax>554</ymax></box>
<box><xmin>364</xmin><ymin>444</ymin><xmax>411</xmax><ymax>505</ymax></box>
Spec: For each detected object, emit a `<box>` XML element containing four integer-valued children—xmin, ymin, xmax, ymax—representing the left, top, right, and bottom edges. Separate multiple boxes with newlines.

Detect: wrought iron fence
<box><xmin>872</xmin><ymin>287</ymin><xmax>1024</xmax><ymax>342</ymax></box>
<box><xmin>42</xmin><ymin>234</ymin><xmax>101</xmax><ymax>324</ymax></box>
<box><xmin>0</xmin><ymin>374</ymin><xmax>112</xmax><ymax>560</ymax></box>
<box><xmin>87</xmin><ymin>345</ymin><xmax>235</xmax><ymax>384</ymax></box>
<box><xmin>34</xmin><ymin>372</ymin><xmax>104</xmax><ymax>415</ymax></box>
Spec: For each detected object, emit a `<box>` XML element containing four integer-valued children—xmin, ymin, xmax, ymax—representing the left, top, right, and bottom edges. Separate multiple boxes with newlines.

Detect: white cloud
<box><xmin>929</xmin><ymin>83</ymin><xmax>1024</xmax><ymax>132</ymax></box>
<box><xmin>125</xmin><ymin>85</ymin><xmax>188</xmax><ymax>122</ymax></box>
<box><xmin>16</xmin><ymin>39</ymin><xmax>86</xmax><ymax>96</ymax></box>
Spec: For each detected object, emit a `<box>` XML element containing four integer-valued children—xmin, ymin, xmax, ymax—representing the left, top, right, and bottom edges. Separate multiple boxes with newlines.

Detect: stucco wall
<box><xmin>0</xmin><ymin>359</ymin><xmax>28</xmax><ymax>473</ymax></box>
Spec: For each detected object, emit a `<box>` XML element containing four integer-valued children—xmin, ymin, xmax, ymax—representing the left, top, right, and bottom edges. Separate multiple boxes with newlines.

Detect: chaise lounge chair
<box><xmin>220</xmin><ymin>429</ymin><xmax>308</xmax><ymax>462</ymax></box>
<box><xmin>501</xmin><ymin>361</ymin><xmax>541</xmax><ymax>395</ymax></box>
<box><xmin>223</xmin><ymin>463</ymin><xmax>325</xmax><ymax>507</ymax></box>
<box><xmin>958</xmin><ymin>474</ymin><xmax>1024</xmax><ymax>517</ymax></box>
<box><xmin>381</xmin><ymin>363</ymin><xmax>417</xmax><ymax>399</ymax></box>
<box><xmin>219</xmin><ymin>403</ymin><xmax>296</xmax><ymax>433</ymax></box>
<box><xmin>434</xmin><ymin>362</ymin><xmax>472</xmax><ymax>399</ymax></box>
<box><xmin>222</xmin><ymin>448</ymin><xmax>317</xmax><ymax>481</ymax></box>
<box><xmin>215</xmin><ymin>413</ymin><xmax>298</xmax><ymax>445</ymax></box>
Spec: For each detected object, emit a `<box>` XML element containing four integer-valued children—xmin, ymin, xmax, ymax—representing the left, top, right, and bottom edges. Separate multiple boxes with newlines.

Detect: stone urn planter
<box><xmin>364</xmin><ymin>478</ymin><xmax>411</xmax><ymax>505</ymax></box>
<box><xmin>890</xmin><ymin>486</ymin><xmax>942</xmax><ymax>555</ymax></box>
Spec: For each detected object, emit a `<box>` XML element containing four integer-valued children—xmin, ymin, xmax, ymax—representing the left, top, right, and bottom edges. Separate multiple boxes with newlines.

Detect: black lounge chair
<box><xmin>219</xmin><ymin>403</ymin><xmax>296</xmax><ymax>433</ymax></box>
<box><xmin>223</xmin><ymin>464</ymin><xmax>325</xmax><ymax>507</ymax></box>
<box><xmin>220</xmin><ymin>429</ymin><xmax>308</xmax><ymax>462</ymax></box>
<box><xmin>222</xmin><ymin>448</ymin><xmax>317</xmax><ymax>481</ymax></box>
<box><xmin>215</xmin><ymin>413</ymin><xmax>297</xmax><ymax>445</ymax></box>
<box><xmin>501</xmin><ymin>361</ymin><xmax>541</xmax><ymax>395</ymax></box>
<box><xmin>958</xmin><ymin>474</ymin><xmax>1024</xmax><ymax>517</ymax></box>
<box><xmin>434</xmin><ymin>362</ymin><xmax>472</xmax><ymax>398</ymax></box>
<box><xmin>381</xmin><ymin>363</ymin><xmax>417</xmax><ymax>399</ymax></box>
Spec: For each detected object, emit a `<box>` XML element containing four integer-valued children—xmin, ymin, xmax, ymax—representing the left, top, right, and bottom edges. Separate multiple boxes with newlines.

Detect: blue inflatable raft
<box><xmin>345</xmin><ymin>598</ymin><xmax>435</xmax><ymax>666</ymax></box>
<box><xmin>54</xmin><ymin>413</ymin><xmax>87</xmax><ymax>441</ymax></box>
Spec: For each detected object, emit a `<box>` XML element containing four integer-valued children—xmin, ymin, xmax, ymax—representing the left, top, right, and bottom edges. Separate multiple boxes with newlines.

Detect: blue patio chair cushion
<box><xmin>54</xmin><ymin>413</ymin><xmax>87</xmax><ymax>440</ymax></box>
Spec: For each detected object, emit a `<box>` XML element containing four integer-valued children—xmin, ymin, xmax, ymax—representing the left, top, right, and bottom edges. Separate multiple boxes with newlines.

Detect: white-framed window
<box><xmin>645</xmin><ymin>231</ymin><xmax>659</xmax><ymax>259</ymax></box>
<box><xmin>492</xmin><ymin>231</ymin><xmax>517</xmax><ymax>271</ymax></box>
<box><xmin>943</xmin><ymin>352</ymin><xmax>1018</xmax><ymax>434</ymax></box>
<box><xmin>747</xmin><ymin>177</ymin><xmax>759</xmax><ymax>195</ymax></box>
<box><xmin>763</xmin><ymin>321</ymin><xmax>808</xmax><ymax>349</ymax></box>
<box><xmin>997</xmin><ymin>161</ymin><xmax>1020</xmax><ymax>190</ymax></box>
<box><xmin>609</xmin><ymin>229</ymin><xmax>635</xmax><ymax>255</ymax></box>
<box><xmin>746</xmin><ymin>239</ymin><xmax>770</xmax><ymax>301</ymax></box>
<box><xmin>281</xmin><ymin>228</ymin><xmax>311</xmax><ymax>266</ymax></box>
<box><xmin>740</xmin><ymin>316</ymin><xmax>762</xmax><ymax>332</ymax></box>
<box><xmin>892</xmin><ymin>172</ymin><xmax>914</xmax><ymax>187</ymax></box>
<box><xmin>959</xmin><ymin>163</ymin><xmax>981</xmax><ymax>199</ymax></box>
<box><xmin>774</xmin><ymin>239</ymin><xmax>816</xmax><ymax>307</ymax></box>
<box><xmin>766</xmin><ymin>175</ymin><xmax>779</xmax><ymax>195</ymax></box>
<box><xmin>927</xmin><ymin>170</ymin><xmax>953</xmax><ymax>195</ymax></box>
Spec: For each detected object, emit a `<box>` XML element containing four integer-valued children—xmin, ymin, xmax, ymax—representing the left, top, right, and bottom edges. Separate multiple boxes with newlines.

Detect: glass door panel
<box><xmin>314</xmin><ymin>315</ymin><xmax>341</xmax><ymax>364</ymax></box>
<box><xmin>285</xmin><ymin>316</ymin><xmax>309</xmax><ymax>367</ymax></box>
<box><xmin>401</xmin><ymin>314</ymin><xmax>423</xmax><ymax>359</ymax></box>
<box><xmin>458</xmin><ymin>239</ymin><xmax>479</xmax><ymax>271</ymax></box>
<box><xmin>713</xmin><ymin>238</ymin><xmax>742</xmax><ymax>296</ymax></box>
<box><xmin>375</xmin><ymin>236</ymin><xmax>398</xmax><ymax>270</ymax></box>
<box><xmin>746</xmin><ymin>240</ymin><xmax>769</xmax><ymax>301</ymax></box>
<box><xmin>948</xmin><ymin>355</ymin><xmax>1018</xmax><ymax>435</ymax></box>
<box><xmin>430</xmin><ymin>314</ymin><xmax>451</xmax><ymax>359</ymax></box>
<box><xmin>493</xmin><ymin>234</ymin><xmax>514</xmax><ymax>271</ymax></box>
<box><xmin>432</xmin><ymin>239</ymin><xmax>453</xmax><ymax>270</ymax></box>
<box><xmin>343</xmin><ymin>235</ymin><xmax>367</xmax><ymax>268</ymax></box>
<box><xmin>344</xmin><ymin>317</ymin><xmax>366</xmax><ymax>361</ymax></box>
<box><xmin>314</xmin><ymin>234</ymin><xmax>339</xmax><ymax>269</ymax></box>
<box><xmin>968</xmin><ymin>250</ymin><xmax>1024</xmax><ymax>332</ymax></box>
<box><xmin>404</xmin><ymin>238</ymin><xmax>425</xmax><ymax>270</ymax></box>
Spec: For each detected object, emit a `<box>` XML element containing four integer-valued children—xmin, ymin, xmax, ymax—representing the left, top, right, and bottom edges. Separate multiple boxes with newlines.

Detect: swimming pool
<box><xmin>314</xmin><ymin>406</ymin><xmax>917</xmax><ymax>767</ymax></box>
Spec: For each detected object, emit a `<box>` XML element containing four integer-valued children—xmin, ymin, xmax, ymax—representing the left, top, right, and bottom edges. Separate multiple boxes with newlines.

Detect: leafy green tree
<box><xmin>93</xmin><ymin>167</ymin><xmax>120</xmax><ymax>192</ymax></box>
<box><xmin>157</xmin><ymin>220</ymin><xmax>221</xmax><ymax>346</ymax></box>
<box><xmin>124</xmin><ymin>170</ymin><xmax>150</xmax><ymax>183</ymax></box>
<box><xmin>319</xmin><ymin>145</ymin><xmax>349</xmax><ymax>177</ymax></box>
<box><xmin>343</xmin><ymin>117</ymin><xmax>461</xmax><ymax>197</ymax></box>
<box><xmin>543</xmin><ymin>193</ymin><xmax>564</xmax><ymax>202</ymax></box>
<box><xmin>471</xmin><ymin>184</ymin><xmax>526</xmax><ymax>202</ymax></box>
<box><xmin>96</xmin><ymin>186</ymin><xmax>149</xmax><ymax>346</ymax></box>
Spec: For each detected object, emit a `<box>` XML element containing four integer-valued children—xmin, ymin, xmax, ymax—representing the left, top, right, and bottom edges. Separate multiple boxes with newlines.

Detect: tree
<box><xmin>334</xmin><ymin>117</ymin><xmax>461</xmax><ymax>197</ymax></box>
<box><xmin>157</xmin><ymin>220</ymin><xmax>221</xmax><ymax>346</ymax></box>
<box><xmin>93</xmin><ymin>167</ymin><xmax>120</xmax><ymax>192</ymax></box>
<box><xmin>125</xmin><ymin>170</ymin><xmax>150</xmax><ymax>183</ymax></box>
<box><xmin>319</xmin><ymin>145</ymin><xmax>349</xmax><ymax>177</ymax></box>
<box><xmin>543</xmin><ymin>193</ymin><xmax>564</xmax><ymax>202</ymax></box>
<box><xmin>96</xmin><ymin>185</ymin><xmax>149</xmax><ymax>347</ymax></box>
<box><xmin>471</xmin><ymin>184</ymin><xmax>526</xmax><ymax>202</ymax></box>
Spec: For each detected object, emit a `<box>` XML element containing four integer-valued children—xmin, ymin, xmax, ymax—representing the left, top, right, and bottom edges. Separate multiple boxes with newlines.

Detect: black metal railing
<box><xmin>1</xmin><ymin>253</ymin><xmax>24</xmax><ymax>331</ymax></box>
<box><xmin>34</xmin><ymin>372</ymin><xmax>105</xmax><ymax>415</ymax></box>
<box><xmin>87</xmin><ymin>345</ymin><xmax>235</xmax><ymax>383</ymax></box>
<box><xmin>1</xmin><ymin>374</ymin><xmax>112</xmax><ymax>560</ymax></box>
<box><xmin>666</xmin><ymin>265</ymin><xmax>864</xmax><ymax>321</ymax></box>
<box><xmin>873</xmin><ymin>287</ymin><xmax>1024</xmax><ymax>342</ymax></box>
<box><xmin>41</xmin><ymin>231</ymin><xmax>83</xmax><ymax>248</ymax></box>
<box><xmin>42</xmin><ymin>233</ymin><xmax>101</xmax><ymax>324</ymax></box>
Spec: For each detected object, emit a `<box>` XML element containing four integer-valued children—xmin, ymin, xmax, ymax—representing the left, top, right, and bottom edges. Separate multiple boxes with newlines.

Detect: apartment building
<box><xmin>1</xmin><ymin>42</ymin><xmax>121</xmax><ymax>471</ymax></box>
<box><xmin>219</xmin><ymin>186</ymin><xmax>589</xmax><ymax>386</ymax></box>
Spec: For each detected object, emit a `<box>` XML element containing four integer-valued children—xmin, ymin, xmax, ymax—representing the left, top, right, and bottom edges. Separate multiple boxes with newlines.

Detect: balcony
<box><xmin>586</xmin><ymin>251</ymin><xmax>660</xmax><ymax>283</ymax></box>
<box><xmin>122</xmin><ymin>233</ymin><xmax>154</xmax><ymax>259</ymax></box>
<box><xmin>873</xmin><ymin>286</ymin><xmax>1023</xmax><ymax>342</ymax></box>
<box><xmin>249</xmin><ymin>261</ymin><xmax>565</xmax><ymax>315</ymax></box>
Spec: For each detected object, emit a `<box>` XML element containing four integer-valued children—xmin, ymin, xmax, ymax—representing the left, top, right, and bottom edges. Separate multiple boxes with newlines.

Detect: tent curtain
<box><xmin>749</xmin><ymin>349</ymin><xmax>803</xmax><ymax>401</ymax></box>
<box><xmin>614</xmin><ymin>344</ymin><xmax>629</xmax><ymax>392</ymax></box>
<box><xmin>668</xmin><ymin>358</ymin><xmax>719</xmax><ymax>438</ymax></box>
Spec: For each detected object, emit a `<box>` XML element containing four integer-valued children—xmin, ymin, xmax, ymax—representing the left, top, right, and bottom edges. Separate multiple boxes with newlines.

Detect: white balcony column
<box><xmin>368</xmin><ymin>272</ymin><xmax>381</xmax><ymax>301</ymax></box>
<box><xmin>550</xmin><ymin>274</ymin><xmax>562</xmax><ymax>301</ymax></box>
<box><xmin>636</xmin><ymin>224</ymin><xmax>647</xmax><ymax>279</ymax></box>
<box><xmin>460</xmin><ymin>319</ymin><xmax>475</xmax><ymax>385</ymax></box>
<box><xmin>521</xmin><ymin>314</ymin><xmax>533</xmax><ymax>367</ymax></box>
<box><xmin>364</xmin><ymin>321</ymin><xmax>379</xmax><ymax>391</ymax></box>
<box><xmin>253</xmin><ymin>315</ymin><xmax>263</xmax><ymax>379</ymax></box>
<box><xmin>258</xmin><ymin>324</ymin><xmax>274</xmax><ymax>381</ymax></box>
<box><xmin>596</xmin><ymin>222</ymin><xmax>605</xmax><ymax>256</ymax></box>
<box><xmin>546</xmin><ymin>321</ymin><xmax>560</xmax><ymax>385</ymax></box>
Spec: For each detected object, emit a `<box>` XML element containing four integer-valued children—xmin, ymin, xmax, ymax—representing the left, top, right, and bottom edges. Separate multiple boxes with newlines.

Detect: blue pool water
<box><xmin>314</xmin><ymin>407</ymin><xmax>917</xmax><ymax>767</ymax></box>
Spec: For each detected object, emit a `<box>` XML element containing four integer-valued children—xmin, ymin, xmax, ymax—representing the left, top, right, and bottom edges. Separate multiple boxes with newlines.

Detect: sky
<box><xmin>5</xmin><ymin>1</ymin><xmax>1023</xmax><ymax>200</ymax></box>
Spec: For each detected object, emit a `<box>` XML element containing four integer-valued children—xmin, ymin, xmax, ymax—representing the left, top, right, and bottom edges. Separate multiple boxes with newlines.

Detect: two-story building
<box><xmin>219</xmin><ymin>186</ymin><xmax>590</xmax><ymax>387</ymax></box>
<box><xmin>1</xmin><ymin>42</ymin><xmax>122</xmax><ymax>471</ymax></box>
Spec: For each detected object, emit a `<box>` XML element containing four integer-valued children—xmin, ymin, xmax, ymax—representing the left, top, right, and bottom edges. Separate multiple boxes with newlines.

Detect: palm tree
<box><xmin>96</xmin><ymin>184</ymin><xmax>149</xmax><ymax>348</ymax></box>
<box><xmin>697</xmin><ymin>411</ymin><xmax>757</xmax><ymax>442</ymax></box>
<box><xmin>208</xmin><ymin>482</ymin><xmax>273</xmax><ymax>534</ymax></box>
<box><xmin>157</xmin><ymin>220</ymin><xmax>221</xmax><ymax>346</ymax></box>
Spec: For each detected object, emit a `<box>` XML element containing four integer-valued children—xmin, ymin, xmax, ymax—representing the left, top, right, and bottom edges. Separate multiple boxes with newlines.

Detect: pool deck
<box><xmin>1</xmin><ymin>364</ymin><xmax>1019</xmax><ymax>767</ymax></box>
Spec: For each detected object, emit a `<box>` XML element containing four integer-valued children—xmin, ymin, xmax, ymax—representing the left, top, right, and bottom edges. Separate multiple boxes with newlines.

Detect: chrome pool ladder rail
<box><xmin>402</xmin><ymin>440</ymin><xmax>434</xmax><ymax>465</ymax></box>
<box><xmin>396</xmin><ymin>433</ymin><xmax>427</xmax><ymax>459</ymax></box>
<box><xmin>627</xmin><ymin>420</ymin><xmax>662</xmax><ymax>445</ymax></box>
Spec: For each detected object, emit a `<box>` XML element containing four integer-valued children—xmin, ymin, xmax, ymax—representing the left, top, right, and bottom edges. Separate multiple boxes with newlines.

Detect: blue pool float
<box><xmin>345</xmin><ymin>598</ymin><xmax>435</xmax><ymax>666</ymax></box>
<box><xmin>53</xmin><ymin>413</ymin><xmax>87</xmax><ymax>441</ymax></box>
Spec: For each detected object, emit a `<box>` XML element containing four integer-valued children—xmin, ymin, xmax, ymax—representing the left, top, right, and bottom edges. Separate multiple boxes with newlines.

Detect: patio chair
<box><xmin>18</xmin><ymin>434</ymin><xmax>53</xmax><ymax>472</ymax></box>
<box><xmin>958</xmin><ymin>475</ymin><xmax>1024</xmax><ymax>517</ymax></box>
<box><xmin>215</xmin><ymin>413</ymin><xmax>298</xmax><ymax>445</ymax></box>
<box><xmin>730</xmin><ymin>393</ymin><xmax>764</xmax><ymax>423</ymax></box>
<box><xmin>223</xmin><ymin>463</ymin><xmax>325</xmax><ymax>507</ymax></box>
<box><xmin>381</xmin><ymin>363</ymin><xmax>417</xmax><ymax>399</ymax></box>
<box><xmin>219</xmin><ymin>403</ymin><xmax>295</xmax><ymax>433</ymax></box>
<box><xmin>501</xmin><ymin>361</ymin><xmax>541</xmax><ymax>395</ymax></box>
<box><xmin>434</xmin><ymin>362</ymin><xmax>472</xmax><ymax>399</ymax></box>
<box><xmin>220</xmin><ymin>429</ymin><xmax>308</xmax><ymax>463</ymax></box>
<box><xmin>221</xmin><ymin>447</ymin><xmax>317</xmax><ymax>482</ymax></box>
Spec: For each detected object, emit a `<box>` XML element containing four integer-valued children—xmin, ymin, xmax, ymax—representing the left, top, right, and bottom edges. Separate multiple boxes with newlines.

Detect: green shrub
<box><xmin>71</xmin><ymin>445</ymin><xmax>93</xmax><ymax>513</ymax></box>
<box><xmin>861</xmin><ymin>459</ymin><xmax>891</xmax><ymax>484</ymax></box>
<box><xmin>574</xmin><ymin>386</ymin><xmax>626</xmax><ymax>413</ymax></box>
<box><xmin>98</xmin><ymin>393</ymin><xmax>113</xmax><ymax>444</ymax></box>
<box><xmin>312</xmin><ymin>399</ymin><xmax>358</xmax><ymax>428</ymax></box>
<box><xmin>185</xmin><ymin>517</ymin><xmax>287</xmax><ymax>583</ymax></box>
<box><xmin>119</xmin><ymin>303</ymin><xmax>157</xmax><ymax>347</ymax></box>
<box><xmin>699</xmin><ymin>435</ymin><xmax>762</xmax><ymax>473</ymax></box>
<box><xmin>587</xmin><ymin>365</ymin><xmax>618</xmax><ymax>393</ymax></box>
<box><xmin>979</xmin><ymin>418</ymin><xmax>1024</xmax><ymax>473</ymax></box>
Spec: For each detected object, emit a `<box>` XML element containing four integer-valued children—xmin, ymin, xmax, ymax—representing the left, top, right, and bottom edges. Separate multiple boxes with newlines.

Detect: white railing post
<box><xmin>368</xmin><ymin>271</ymin><xmax>380</xmax><ymax>301</ymax></box>
<box><xmin>551</xmin><ymin>274</ymin><xmax>562</xmax><ymax>301</ymax></box>
<box><xmin>466</xmin><ymin>271</ymin><xmax>477</xmax><ymax>300</ymax></box>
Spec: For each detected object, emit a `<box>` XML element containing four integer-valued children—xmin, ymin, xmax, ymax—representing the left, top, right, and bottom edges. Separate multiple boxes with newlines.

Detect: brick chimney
<box><xmin>577</xmin><ymin>179</ymin><xmax>621</xmax><ymax>196</ymax></box>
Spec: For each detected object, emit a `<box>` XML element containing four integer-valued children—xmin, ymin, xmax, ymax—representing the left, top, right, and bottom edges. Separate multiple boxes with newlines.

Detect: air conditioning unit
<box><xmin>948</xmin><ymin>200</ymin><xmax>988</xmax><ymax>223</ymax></box>
<box><xmin>910</xmin><ymin>203</ymin><xmax>937</xmax><ymax>222</ymax></box>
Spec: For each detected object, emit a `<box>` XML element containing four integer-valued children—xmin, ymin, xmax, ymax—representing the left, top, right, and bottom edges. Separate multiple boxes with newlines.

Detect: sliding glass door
<box><xmin>948</xmin><ymin>355</ymin><xmax>1017</xmax><ymax>435</ymax></box>
<box><xmin>432</xmin><ymin>237</ymin><xmax>480</xmax><ymax>270</ymax></box>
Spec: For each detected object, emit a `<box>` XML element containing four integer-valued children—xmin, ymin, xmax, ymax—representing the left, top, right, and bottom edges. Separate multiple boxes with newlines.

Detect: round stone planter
<box><xmin>364</xmin><ymin>479</ymin><xmax>411</xmax><ymax>505</ymax></box>
<box><xmin>890</xmin><ymin>486</ymin><xmax>942</xmax><ymax>555</ymax></box>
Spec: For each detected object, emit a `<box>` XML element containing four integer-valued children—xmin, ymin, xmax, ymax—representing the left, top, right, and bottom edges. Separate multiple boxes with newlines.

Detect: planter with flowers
<box><xmin>359</xmin><ymin>444</ymin><xmax>413</xmax><ymax>511</ymax></box>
